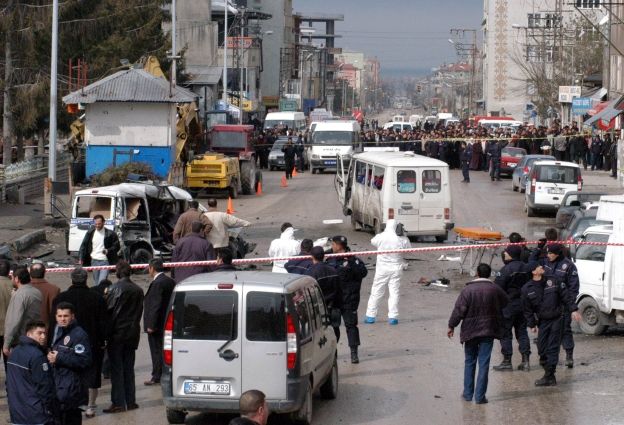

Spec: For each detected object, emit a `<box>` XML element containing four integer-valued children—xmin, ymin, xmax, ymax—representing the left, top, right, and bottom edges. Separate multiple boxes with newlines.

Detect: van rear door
<box><xmin>242</xmin><ymin>289</ymin><xmax>287</xmax><ymax>399</ymax></box>
<box><xmin>171</xmin><ymin>287</ymin><xmax>242</xmax><ymax>402</ymax></box>
<box><xmin>395</xmin><ymin>168</ymin><xmax>420</xmax><ymax>231</ymax></box>
<box><xmin>576</xmin><ymin>233</ymin><xmax>608</xmax><ymax>304</ymax></box>
<box><xmin>534</xmin><ymin>164</ymin><xmax>580</xmax><ymax>206</ymax></box>
<box><xmin>419</xmin><ymin>168</ymin><xmax>448</xmax><ymax>232</ymax></box>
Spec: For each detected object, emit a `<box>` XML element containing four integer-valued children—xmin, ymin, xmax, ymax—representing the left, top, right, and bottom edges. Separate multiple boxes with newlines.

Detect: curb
<box><xmin>12</xmin><ymin>229</ymin><xmax>47</xmax><ymax>253</ymax></box>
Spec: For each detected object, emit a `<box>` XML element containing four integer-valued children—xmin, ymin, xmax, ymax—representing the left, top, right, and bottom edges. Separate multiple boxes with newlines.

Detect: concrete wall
<box><xmin>177</xmin><ymin>0</ymin><xmax>216</xmax><ymax>72</ymax></box>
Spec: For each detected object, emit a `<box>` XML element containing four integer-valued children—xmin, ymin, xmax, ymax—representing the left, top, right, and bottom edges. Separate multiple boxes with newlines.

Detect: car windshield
<box><xmin>211</xmin><ymin>131</ymin><xmax>247</xmax><ymax>149</ymax></box>
<box><xmin>271</xmin><ymin>140</ymin><xmax>287</xmax><ymax>152</ymax></box>
<box><xmin>312</xmin><ymin>131</ymin><xmax>353</xmax><ymax>145</ymax></box>
<box><xmin>265</xmin><ymin>119</ymin><xmax>295</xmax><ymax>130</ymax></box>
<box><xmin>536</xmin><ymin>165</ymin><xmax>579</xmax><ymax>184</ymax></box>
<box><xmin>502</xmin><ymin>148</ymin><xmax>526</xmax><ymax>158</ymax></box>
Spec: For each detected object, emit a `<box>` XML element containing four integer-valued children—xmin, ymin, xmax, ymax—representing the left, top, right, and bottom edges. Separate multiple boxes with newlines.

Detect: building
<box><xmin>62</xmin><ymin>69</ymin><xmax>197</xmax><ymax>178</ymax></box>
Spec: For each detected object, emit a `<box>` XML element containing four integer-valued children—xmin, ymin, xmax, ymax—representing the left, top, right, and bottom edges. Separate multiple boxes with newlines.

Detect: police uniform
<box><xmin>539</xmin><ymin>244</ymin><xmax>579</xmax><ymax>367</ymax></box>
<box><xmin>493</xmin><ymin>247</ymin><xmax>532</xmax><ymax>371</ymax></box>
<box><xmin>522</xmin><ymin>274</ymin><xmax>577</xmax><ymax>386</ymax></box>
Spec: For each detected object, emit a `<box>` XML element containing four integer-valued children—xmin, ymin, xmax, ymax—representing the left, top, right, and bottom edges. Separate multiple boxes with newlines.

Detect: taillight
<box><xmin>530</xmin><ymin>172</ymin><xmax>536</xmax><ymax>193</ymax></box>
<box><xmin>163</xmin><ymin>310</ymin><xmax>174</xmax><ymax>366</ymax></box>
<box><xmin>577</xmin><ymin>175</ymin><xmax>583</xmax><ymax>191</ymax></box>
<box><xmin>388</xmin><ymin>208</ymin><xmax>395</xmax><ymax>219</ymax></box>
<box><xmin>444</xmin><ymin>208</ymin><xmax>450</xmax><ymax>220</ymax></box>
<box><xmin>523</xmin><ymin>166</ymin><xmax>529</xmax><ymax>174</ymax></box>
<box><xmin>287</xmin><ymin>313</ymin><xmax>297</xmax><ymax>370</ymax></box>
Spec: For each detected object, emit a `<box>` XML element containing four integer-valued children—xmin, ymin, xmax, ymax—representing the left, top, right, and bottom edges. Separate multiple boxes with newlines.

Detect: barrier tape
<box><xmin>41</xmin><ymin>240</ymin><xmax>623</xmax><ymax>274</ymax></box>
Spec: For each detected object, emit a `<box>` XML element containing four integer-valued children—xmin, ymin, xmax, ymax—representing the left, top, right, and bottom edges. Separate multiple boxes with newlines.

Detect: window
<box><xmin>537</xmin><ymin>166</ymin><xmax>579</xmax><ymax>184</ymax></box>
<box><xmin>528</xmin><ymin>13</ymin><xmax>541</xmax><ymax>28</ymax></box>
<box><xmin>397</xmin><ymin>170</ymin><xmax>416</xmax><ymax>193</ymax></box>
<box><xmin>306</xmin><ymin>288</ymin><xmax>320</xmax><ymax>330</ymax></box>
<box><xmin>356</xmin><ymin>161</ymin><xmax>368</xmax><ymax>185</ymax></box>
<box><xmin>422</xmin><ymin>170</ymin><xmax>442</xmax><ymax>193</ymax></box>
<box><xmin>246</xmin><ymin>292</ymin><xmax>286</xmax><ymax>342</ymax></box>
<box><xmin>576</xmin><ymin>0</ymin><xmax>600</xmax><ymax>9</ymax></box>
<box><xmin>575</xmin><ymin>233</ymin><xmax>609</xmax><ymax>261</ymax></box>
<box><xmin>313</xmin><ymin>286</ymin><xmax>328</xmax><ymax>317</ymax></box>
<box><xmin>372</xmin><ymin>166</ymin><xmax>385</xmax><ymax>190</ymax></box>
<box><xmin>125</xmin><ymin>198</ymin><xmax>148</xmax><ymax>221</ymax></box>
<box><xmin>174</xmin><ymin>291</ymin><xmax>237</xmax><ymax>341</ymax></box>
<box><xmin>312</xmin><ymin>131</ymin><xmax>353</xmax><ymax>146</ymax></box>
<box><xmin>75</xmin><ymin>196</ymin><xmax>112</xmax><ymax>219</ymax></box>
<box><xmin>291</xmin><ymin>289</ymin><xmax>312</xmax><ymax>340</ymax></box>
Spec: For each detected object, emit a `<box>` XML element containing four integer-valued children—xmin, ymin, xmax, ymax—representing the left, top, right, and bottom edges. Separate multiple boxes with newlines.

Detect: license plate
<box><xmin>509</xmin><ymin>163</ymin><xmax>517</xmax><ymax>168</ymax></box>
<box><xmin>399</xmin><ymin>208</ymin><xmax>417</xmax><ymax>215</ymax></box>
<box><xmin>183</xmin><ymin>381</ymin><xmax>231</xmax><ymax>395</ymax></box>
<box><xmin>278</xmin><ymin>161</ymin><xmax>284</xmax><ymax>164</ymax></box>
<box><xmin>548</xmin><ymin>188</ymin><xmax>565</xmax><ymax>194</ymax></box>
<box><xmin>324</xmin><ymin>160</ymin><xmax>337</xmax><ymax>165</ymax></box>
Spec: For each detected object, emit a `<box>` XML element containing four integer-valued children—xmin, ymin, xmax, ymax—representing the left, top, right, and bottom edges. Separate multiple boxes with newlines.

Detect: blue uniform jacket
<box><xmin>521</xmin><ymin>277</ymin><xmax>578</xmax><ymax>328</ymax></box>
<box><xmin>6</xmin><ymin>336</ymin><xmax>56</xmax><ymax>425</ymax></box>
<box><xmin>284</xmin><ymin>253</ymin><xmax>314</xmax><ymax>275</ymax></box>
<box><xmin>495</xmin><ymin>260</ymin><xmax>532</xmax><ymax>315</ymax></box>
<box><xmin>461</xmin><ymin>145</ymin><xmax>473</xmax><ymax>162</ymax></box>
<box><xmin>51</xmin><ymin>321</ymin><xmax>92</xmax><ymax>410</ymax></box>
<box><xmin>538</xmin><ymin>256</ymin><xmax>580</xmax><ymax>309</ymax></box>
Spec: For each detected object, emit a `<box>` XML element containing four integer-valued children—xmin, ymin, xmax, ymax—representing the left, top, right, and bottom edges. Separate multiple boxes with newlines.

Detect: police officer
<box><xmin>49</xmin><ymin>302</ymin><xmax>92</xmax><ymax>425</ymax></box>
<box><xmin>305</xmin><ymin>246</ymin><xmax>342</xmax><ymax>340</ymax></box>
<box><xmin>460</xmin><ymin>141</ymin><xmax>472</xmax><ymax>183</ymax></box>
<box><xmin>487</xmin><ymin>139</ymin><xmax>502</xmax><ymax>181</ymax></box>
<box><xmin>539</xmin><ymin>243</ymin><xmax>579</xmax><ymax>368</ymax></box>
<box><xmin>522</xmin><ymin>263</ymin><xmax>581</xmax><ymax>386</ymax></box>
<box><xmin>492</xmin><ymin>246</ymin><xmax>532</xmax><ymax>372</ymax></box>
<box><xmin>326</xmin><ymin>236</ymin><xmax>368</xmax><ymax>364</ymax></box>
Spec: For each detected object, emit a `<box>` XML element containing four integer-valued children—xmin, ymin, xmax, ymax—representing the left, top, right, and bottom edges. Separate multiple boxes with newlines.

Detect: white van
<box><xmin>382</xmin><ymin>122</ymin><xmax>414</xmax><ymax>132</ymax></box>
<box><xmin>335</xmin><ymin>151</ymin><xmax>453</xmax><ymax>241</ymax></box>
<box><xmin>264</xmin><ymin>112</ymin><xmax>307</xmax><ymax>133</ymax></box>
<box><xmin>525</xmin><ymin>160</ymin><xmax>582</xmax><ymax>217</ymax></box>
<box><xmin>436</xmin><ymin>112</ymin><xmax>453</xmax><ymax>122</ymax></box>
<box><xmin>392</xmin><ymin>115</ymin><xmax>405</xmax><ymax>123</ymax></box>
<box><xmin>479</xmin><ymin>119</ymin><xmax>522</xmax><ymax>130</ymax></box>
<box><xmin>409</xmin><ymin>115</ymin><xmax>422</xmax><ymax>128</ymax></box>
<box><xmin>307</xmin><ymin>120</ymin><xmax>361</xmax><ymax>174</ymax></box>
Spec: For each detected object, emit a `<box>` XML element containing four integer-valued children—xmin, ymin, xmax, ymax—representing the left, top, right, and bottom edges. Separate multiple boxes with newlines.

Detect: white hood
<box><xmin>268</xmin><ymin>227</ymin><xmax>301</xmax><ymax>273</ymax></box>
<box><xmin>371</xmin><ymin>219</ymin><xmax>411</xmax><ymax>266</ymax></box>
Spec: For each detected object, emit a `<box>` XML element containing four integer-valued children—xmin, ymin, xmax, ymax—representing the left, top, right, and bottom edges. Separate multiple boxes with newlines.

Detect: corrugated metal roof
<box><xmin>62</xmin><ymin>68</ymin><xmax>197</xmax><ymax>104</ymax></box>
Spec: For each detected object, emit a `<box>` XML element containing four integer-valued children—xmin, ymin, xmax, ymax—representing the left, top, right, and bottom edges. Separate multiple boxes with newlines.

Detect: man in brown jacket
<box><xmin>29</xmin><ymin>263</ymin><xmax>60</xmax><ymax>323</ymax></box>
<box><xmin>0</xmin><ymin>260</ymin><xmax>14</xmax><ymax>368</ymax></box>
<box><xmin>172</xmin><ymin>201</ymin><xmax>213</xmax><ymax>244</ymax></box>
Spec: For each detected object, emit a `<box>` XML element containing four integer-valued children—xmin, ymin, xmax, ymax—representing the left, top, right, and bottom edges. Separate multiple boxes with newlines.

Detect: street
<box><xmin>1</xmin><ymin>167</ymin><xmax>622</xmax><ymax>425</ymax></box>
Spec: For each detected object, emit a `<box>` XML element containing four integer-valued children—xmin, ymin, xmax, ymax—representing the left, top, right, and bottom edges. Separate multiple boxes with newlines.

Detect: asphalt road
<box><xmin>0</xmin><ymin>165</ymin><xmax>622</xmax><ymax>425</ymax></box>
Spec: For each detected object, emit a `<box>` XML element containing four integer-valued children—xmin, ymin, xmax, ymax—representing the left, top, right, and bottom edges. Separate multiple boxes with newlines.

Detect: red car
<box><xmin>500</xmin><ymin>147</ymin><xmax>527</xmax><ymax>176</ymax></box>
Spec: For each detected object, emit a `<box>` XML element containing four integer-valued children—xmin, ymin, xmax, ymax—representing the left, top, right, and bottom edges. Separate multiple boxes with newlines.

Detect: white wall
<box><xmin>85</xmin><ymin>102</ymin><xmax>174</xmax><ymax>147</ymax></box>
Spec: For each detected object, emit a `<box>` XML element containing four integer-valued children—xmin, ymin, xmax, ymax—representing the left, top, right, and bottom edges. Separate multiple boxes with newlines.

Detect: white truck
<box><xmin>574</xmin><ymin>195</ymin><xmax>624</xmax><ymax>335</ymax></box>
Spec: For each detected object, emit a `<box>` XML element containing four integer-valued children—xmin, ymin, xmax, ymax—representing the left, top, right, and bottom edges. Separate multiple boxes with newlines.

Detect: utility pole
<box><xmin>2</xmin><ymin>0</ymin><xmax>14</xmax><ymax>166</ymax></box>
<box><xmin>238</xmin><ymin>8</ymin><xmax>245</xmax><ymax>124</ymax></box>
<box><xmin>222</xmin><ymin>0</ymin><xmax>228</xmax><ymax>103</ymax></box>
<box><xmin>46</xmin><ymin>0</ymin><xmax>59</xmax><ymax>217</ymax></box>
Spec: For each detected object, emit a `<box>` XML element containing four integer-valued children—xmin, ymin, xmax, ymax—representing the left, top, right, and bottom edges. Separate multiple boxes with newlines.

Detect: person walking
<box><xmin>460</xmin><ymin>141</ymin><xmax>472</xmax><ymax>183</ymax></box>
<box><xmin>492</xmin><ymin>246</ymin><xmax>532</xmax><ymax>372</ymax></box>
<box><xmin>29</xmin><ymin>262</ymin><xmax>60</xmax><ymax>324</ymax></box>
<box><xmin>282</xmin><ymin>138</ymin><xmax>297</xmax><ymax>179</ymax></box>
<box><xmin>268</xmin><ymin>223</ymin><xmax>301</xmax><ymax>273</ymax></box>
<box><xmin>522</xmin><ymin>263</ymin><xmax>581</xmax><ymax>386</ymax></box>
<box><xmin>364</xmin><ymin>220</ymin><xmax>410</xmax><ymax>325</ymax></box>
<box><xmin>326</xmin><ymin>235</ymin><xmax>368</xmax><ymax>364</ymax></box>
<box><xmin>171</xmin><ymin>221</ymin><xmax>216</xmax><ymax>283</ymax></box>
<box><xmin>295</xmin><ymin>133</ymin><xmax>306</xmax><ymax>172</ymax></box>
<box><xmin>3</xmin><ymin>266</ymin><xmax>42</xmax><ymax>358</ymax></box>
<box><xmin>447</xmin><ymin>264</ymin><xmax>509</xmax><ymax>404</ymax></box>
<box><xmin>78</xmin><ymin>214</ymin><xmax>120</xmax><ymax>285</ymax></box>
<box><xmin>590</xmin><ymin>135</ymin><xmax>603</xmax><ymax>170</ymax></box>
<box><xmin>6</xmin><ymin>321</ymin><xmax>56</xmax><ymax>425</ymax></box>
<box><xmin>172</xmin><ymin>200</ymin><xmax>213</xmax><ymax>244</ymax></box>
<box><xmin>51</xmin><ymin>267</ymin><xmax>107</xmax><ymax>419</ymax></box>
<box><xmin>143</xmin><ymin>259</ymin><xmax>176</xmax><ymax>386</ymax></box>
<box><xmin>284</xmin><ymin>239</ymin><xmax>314</xmax><ymax>275</ymax></box>
<box><xmin>48</xmin><ymin>302</ymin><xmax>92</xmax><ymax>425</ymax></box>
<box><xmin>103</xmin><ymin>260</ymin><xmax>144</xmax><ymax>413</ymax></box>
<box><xmin>487</xmin><ymin>139</ymin><xmax>502</xmax><ymax>181</ymax></box>
<box><xmin>228</xmin><ymin>390</ymin><xmax>269</xmax><ymax>425</ymax></box>
<box><xmin>202</xmin><ymin>198</ymin><xmax>251</xmax><ymax>252</ymax></box>
<box><xmin>0</xmin><ymin>259</ymin><xmax>14</xmax><ymax>368</ymax></box>
<box><xmin>305</xmin><ymin>246</ymin><xmax>342</xmax><ymax>340</ymax></box>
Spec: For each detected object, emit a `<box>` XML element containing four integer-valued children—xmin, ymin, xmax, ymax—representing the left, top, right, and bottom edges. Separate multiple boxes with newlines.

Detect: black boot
<box><xmin>517</xmin><ymin>354</ymin><xmax>530</xmax><ymax>371</ymax></box>
<box><xmin>493</xmin><ymin>356</ymin><xmax>513</xmax><ymax>371</ymax></box>
<box><xmin>350</xmin><ymin>347</ymin><xmax>359</xmax><ymax>364</ymax></box>
<box><xmin>565</xmin><ymin>351</ymin><xmax>574</xmax><ymax>368</ymax></box>
<box><xmin>535</xmin><ymin>367</ymin><xmax>557</xmax><ymax>387</ymax></box>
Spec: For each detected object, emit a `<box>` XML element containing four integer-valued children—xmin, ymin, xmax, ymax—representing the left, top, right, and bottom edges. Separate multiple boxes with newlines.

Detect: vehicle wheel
<box><xmin>319</xmin><ymin>168</ymin><xmax>325</xmax><ymax>174</ymax></box>
<box><xmin>512</xmin><ymin>181</ymin><xmax>518</xmax><ymax>192</ymax></box>
<box><xmin>241</xmin><ymin>161</ymin><xmax>257</xmax><ymax>195</ymax></box>
<box><xmin>350</xmin><ymin>214</ymin><xmax>361</xmax><ymax>231</ymax></box>
<box><xmin>292</xmin><ymin>380</ymin><xmax>313</xmax><ymax>425</ymax></box>
<box><xmin>435</xmin><ymin>233</ymin><xmax>447</xmax><ymax>243</ymax></box>
<box><xmin>189</xmin><ymin>189</ymin><xmax>199</xmax><ymax>198</ymax></box>
<box><xmin>130</xmin><ymin>247</ymin><xmax>152</xmax><ymax>266</ymax></box>
<box><xmin>577</xmin><ymin>297</ymin><xmax>607</xmax><ymax>335</ymax></box>
<box><xmin>527</xmin><ymin>205</ymin><xmax>536</xmax><ymax>217</ymax></box>
<box><xmin>270</xmin><ymin>165</ymin><xmax>275</xmax><ymax>171</ymax></box>
<box><xmin>229</xmin><ymin>182</ymin><xmax>239</xmax><ymax>199</ymax></box>
<box><xmin>166</xmin><ymin>408</ymin><xmax>187</xmax><ymax>424</ymax></box>
<box><xmin>320</xmin><ymin>356</ymin><xmax>339</xmax><ymax>399</ymax></box>
<box><xmin>520</xmin><ymin>187</ymin><xmax>526</xmax><ymax>194</ymax></box>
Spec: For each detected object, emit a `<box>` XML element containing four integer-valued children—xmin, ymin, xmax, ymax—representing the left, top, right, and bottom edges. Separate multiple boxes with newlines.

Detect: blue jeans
<box><xmin>91</xmin><ymin>259</ymin><xmax>109</xmax><ymax>285</ymax></box>
<box><xmin>463</xmin><ymin>337</ymin><xmax>494</xmax><ymax>402</ymax></box>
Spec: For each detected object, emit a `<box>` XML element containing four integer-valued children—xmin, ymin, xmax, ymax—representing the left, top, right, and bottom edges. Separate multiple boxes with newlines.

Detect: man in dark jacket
<box><xmin>326</xmin><ymin>235</ymin><xmax>368</xmax><ymax>364</ymax></box>
<box><xmin>78</xmin><ymin>215</ymin><xmax>120</xmax><ymax>285</ymax></box>
<box><xmin>522</xmin><ymin>263</ymin><xmax>581</xmax><ymax>386</ymax></box>
<box><xmin>305</xmin><ymin>246</ymin><xmax>341</xmax><ymax>340</ymax></box>
<box><xmin>104</xmin><ymin>260</ymin><xmax>144</xmax><ymax>413</ymax></box>
<box><xmin>143</xmin><ymin>258</ymin><xmax>175</xmax><ymax>386</ymax></box>
<box><xmin>51</xmin><ymin>267</ymin><xmax>107</xmax><ymax>419</ymax></box>
<box><xmin>214</xmin><ymin>248</ymin><xmax>238</xmax><ymax>272</ymax></box>
<box><xmin>460</xmin><ymin>141</ymin><xmax>472</xmax><ymax>183</ymax></box>
<box><xmin>6</xmin><ymin>321</ymin><xmax>56</xmax><ymax>425</ymax></box>
<box><xmin>492</xmin><ymin>246</ymin><xmax>532</xmax><ymax>372</ymax></box>
<box><xmin>49</xmin><ymin>302</ymin><xmax>92</xmax><ymax>425</ymax></box>
<box><xmin>284</xmin><ymin>239</ymin><xmax>314</xmax><ymax>275</ymax></box>
<box><xmin>228</xmin><ymin>390</ymin><xmax>269</xmax><ymax>425</ymax></box>
<box><xmin>282</xmin><ymin>138</ymin><xmax>297</xmax><ymax>179</ymax></box>
<box><xmin>447</xmin><ymin>264</ymin><xmax>509</xmax><ymax>404</ymax></box>
<box><xmin>171</xmin><ymin>221</ymin><xmax>215</xmax><ymax>283</ymax></box>
<box><xmin>487</xmin><ymin>139</ymin><xmax>502</xmax><ymax>181</ymax></box>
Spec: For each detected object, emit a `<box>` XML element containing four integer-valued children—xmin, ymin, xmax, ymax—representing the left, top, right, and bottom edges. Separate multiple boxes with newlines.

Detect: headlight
<box><xmin>312</xmin><ymin>154</ymin><xmax>320</xmax><ymax>159</ymax></box>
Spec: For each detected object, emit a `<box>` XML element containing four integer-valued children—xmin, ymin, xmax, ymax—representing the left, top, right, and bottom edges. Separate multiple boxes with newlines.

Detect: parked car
<box><xmin>500</xmin><ymin>147</ymin><xmax>526</xmax><ymax>176</ymax></box>
<box><xmin>560</xmin><ymin>209</ymin><xmax>610</xmax><ymax>255</ymax></box>
<box><xmin>268</xmin><ymin>138</ymin><xmax>287</xmax><ymax>170</ymax></box>
<box><xmin>525</xmin><ymin>160</ymin><xmax>582</xmax><ymax>217</ymax></box>
<box><xmin>511</xmin><ymin>154</ymin><xmax>555</xmax><ymax>193</ymax></box>
<box><xmin>555</xmin><ymin>191</ymin><xmax>608</xmax><ymax>229</ymax></box>
<box><xmin>161</xmin><ymin>271</ymin><xmax>338</xmax><ymax>425</ymax></box>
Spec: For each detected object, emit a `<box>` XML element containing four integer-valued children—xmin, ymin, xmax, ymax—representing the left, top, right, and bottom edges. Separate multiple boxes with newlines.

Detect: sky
<box><xmin>292</xmin><ymin>0</ymin><xmax>483</xmax><ymax>77</ymax></box>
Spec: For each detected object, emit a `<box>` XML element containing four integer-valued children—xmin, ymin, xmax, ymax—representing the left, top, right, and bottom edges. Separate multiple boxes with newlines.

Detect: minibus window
<box><xmin>397</xmin><ymin>170</ymin><xmax>416</xmax><ymax>193</ymax></box>
<box><xmin>246</xmin><ymin>292</ymin><xmax>286</xmax><ymax>342</ymax></box>
<box><xmin>174</xmin><ymin>291</ymin><xmax>237</xmax><ymax>341</ymax></box>
<box><xmin>356</xmin><ymin>162</ymin><xmax>367</xmax><ymax>185</ymax></box>
<box><xmin>422</xmin><ymin>170</ymin><xmax>442</xmax><ymax>193</ymax></box>
<box><xmin>75</xmin><ymin>196</ymin><xmax>112</xmax><ymax>219</ymax></box>
<box><xmin>372</xmin><ymin>166</ymin><xmax>385</xmax><ymax>190</ymax></box>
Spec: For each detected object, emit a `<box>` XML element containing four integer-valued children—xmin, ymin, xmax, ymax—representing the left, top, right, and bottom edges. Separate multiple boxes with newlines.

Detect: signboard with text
<box><xmin>226</xmin><ymin>37</ymin><xmax>253</xmax><ymax>49</ymax></box>
<box><xmin>572</xmin><ymin>97</ymin><xmax>592</xmax><ymax>116</ymax></box>
<box><xmin>279</xmin><ymin>99</ymin><xmax>298</xmax><ymax>112</ymax></box>
<box><xmin>558</xmin><ymin>86</ymin><xmax>581</xmax><ymax>103</ymax></box>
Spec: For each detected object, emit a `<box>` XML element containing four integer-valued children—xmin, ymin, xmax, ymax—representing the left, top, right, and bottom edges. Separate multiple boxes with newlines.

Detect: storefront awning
<box><xmin>584</xmin><ymin>95</ymin><xmax>624</xmax><ymax>129</ymax></box>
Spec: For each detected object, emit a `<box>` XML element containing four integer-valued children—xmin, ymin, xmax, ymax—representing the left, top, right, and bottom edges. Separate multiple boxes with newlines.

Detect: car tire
<box><xmin>320</xmin><ymin>356</ymin><xmax>339</xmax><ymax>400</ymax></box>
<box><xmin>229</xmin><ymin>182</ymin><xmax>238</xmax><ymax>199</ymax></box>
<box><xmin>130</xmin><ymin>247</ymin><xmax>152</xmax><ymax>266</ymax></box>
<box><xmin>292</xmin><ymin>380</ymin><xmax>313</xmax><ymax>425</ymax></box>
<box><xmin>166</xmin><ymin>408</ymin><xmax>187</xmax><ymax>424</ymax></box>
<box><xmin>435</xmin><ymin>233</ymin><xmax>447</xmax><ymax>243</ymax></box>
<box><xmin>577</xmin><ymin>297</ymin><xmax>607</xmax><ymax>335</ymax></box>
<box><xmin>270</xmin><ymin>166</ymin><xmax>275</xmax><ymax>171</ymax></box>
<box><xmin>241</xmin><ymin>161</ymin><xmax>256</xmax><ymax>195</ymax></box>
<box><xmin>526</xmin><ymin>203</ymin><xmax>536</xmax><ymax>217</ymax></box>
<box><xmin>512</xmin><ymin>181</ymin><xmax>518</xmax><ymax>192</ymax></box>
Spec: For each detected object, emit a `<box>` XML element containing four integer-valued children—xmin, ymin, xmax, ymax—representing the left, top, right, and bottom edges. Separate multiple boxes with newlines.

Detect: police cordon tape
<box><xmin>42</xmin><ymin>240</ymin><xmax>623</xmax><ymax>274</ymax></box>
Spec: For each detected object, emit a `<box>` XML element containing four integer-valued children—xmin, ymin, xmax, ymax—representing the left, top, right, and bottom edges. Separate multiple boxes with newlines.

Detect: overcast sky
<box><xmin>293</xmin><ymin>0</ymin><xmax>483</xmax><ymax>77</ymax></box>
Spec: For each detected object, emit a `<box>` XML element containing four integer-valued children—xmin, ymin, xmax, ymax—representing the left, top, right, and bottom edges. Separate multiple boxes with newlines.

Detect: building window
<box><xmin>576</xmin><ymin>0</ymin><xmax>600</xmax><ymax>9</ymax></box>
<box><xmin>528</xmin><ymin>13</ymin><xmax>541</xmax><ymax>28</ymax></box>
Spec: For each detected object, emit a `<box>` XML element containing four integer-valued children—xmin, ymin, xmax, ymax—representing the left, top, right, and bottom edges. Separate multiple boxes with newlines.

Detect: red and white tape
<box><xmin>41</xmin><ymin>240</ymin><xmax>624</xmax><ymax>274</ymax></box>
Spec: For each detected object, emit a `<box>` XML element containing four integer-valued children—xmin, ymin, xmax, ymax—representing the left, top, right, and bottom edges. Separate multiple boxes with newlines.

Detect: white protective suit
<box><xmin>268</xmin><ymin>227</ymin><xmax>301</xmax><ymax>273</ymax></box>
<box><xmin>365</xmin><ymin>219</ymin><xmax>411</xmax><ymax>320</ymax></box>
